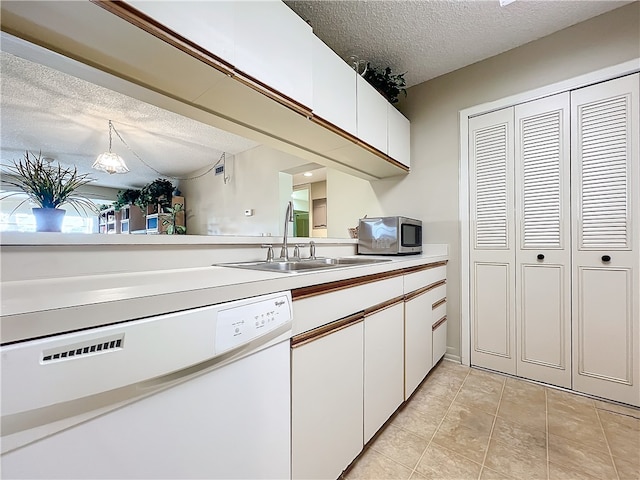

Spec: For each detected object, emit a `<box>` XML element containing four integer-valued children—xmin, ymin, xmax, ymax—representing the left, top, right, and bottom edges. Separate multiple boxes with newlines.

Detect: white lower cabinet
<box><xmin>404</xmin><ymin>264</ymin><xmax>448</xmax><ymax>399</ymax></box>
<box><xmin>291</xmin><ymin>261</ymin><xmax>448</xmax><ymax>478</ymax></box>
<box><xmin>364</xmin><ymin>302</ymin><xmax>404</xmax><ymax>443</ymax></box>
<box><xmin>291</xmin><ymin>318</ymin><xmax>364</xmax><ymax>480</ymax></box>
<box><xmin>404</xmin><ymin>290</ymin><xmax>434</xmax><ymax>399</ymax></box>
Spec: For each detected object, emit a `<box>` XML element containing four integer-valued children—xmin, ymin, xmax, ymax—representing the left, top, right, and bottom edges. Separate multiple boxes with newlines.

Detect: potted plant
<box><xmin>161</xmin><ymin>203</ymin><xmax>186</xmax><ymax>235</ymax></box>
<box><xmin>113</xmin><ymin>188</ymin><xmax>141</xmax><ymax>212</ymax></box>
<box><xmin>363</xmin><ymin>63</ymin><xmax>407</xmax><ymax>104</ymax></box>
<box><xmin>1</xmin><ymin>150</ymin><xmax>97</xmax><ymax>232</ymax></box>
<box><xmin>137</xmin><ymin>178</ymin><xmax>174</xmax><ymax>214</ymax></box>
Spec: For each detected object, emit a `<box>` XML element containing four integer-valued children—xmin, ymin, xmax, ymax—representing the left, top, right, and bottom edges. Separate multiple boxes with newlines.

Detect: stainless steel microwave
<box><xmin>357</xmin><ymin>216</ymin><xmax>423</xmax><ymax>255</ymax></box>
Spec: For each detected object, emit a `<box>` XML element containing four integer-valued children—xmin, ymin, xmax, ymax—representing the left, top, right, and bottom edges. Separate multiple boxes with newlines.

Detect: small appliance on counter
<box><xmin>357</xmin><ymin>216</ymin><xmax>422</xmax><ymax>255</ymax></box>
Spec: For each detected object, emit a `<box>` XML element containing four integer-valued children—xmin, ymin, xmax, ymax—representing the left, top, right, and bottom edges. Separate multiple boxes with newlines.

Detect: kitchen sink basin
<box><xmin>219</xmin><ymin>257</ymin><xmax>391</xmax><ymax>273</ymax></box>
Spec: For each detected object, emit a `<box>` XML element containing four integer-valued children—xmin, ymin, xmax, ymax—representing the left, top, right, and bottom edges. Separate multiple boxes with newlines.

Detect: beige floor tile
<box><xmin>369</xmin><ymin>424</ymin><xmax>430</xmax><ymax>470</ymax></box>
<box><xmin>416</xmin><ymin>376</ymin><xmax>464</xmax><ymax>401</ymax></box>
<box><xmin>548</xmin><ymin>433</ymin><xmax>617</xmax><ymax>479</ymax></box>
<box><xmin>547</xmin><ymin>387</ymin><xmax>595</xmax><ymax>408</ymax></box>
<box><xmin>467</xmin><ymin>367</ymin><xmax>506</xmax><ymax>383</ymax></box>
<box><xmin>346</xmin><ymin>448</ymin><xmax>413</xmax><ymax>480</ymax></box>
<box><xmin>547</xmin><ymin>390</ymin><xmax>600</xmax><ymax>424</ymax></box>
<box><xmin>454</xmin><ymin>383</ymin><xmax>502</xmax><ymax>415</ymax></box>
<box><xmin>497</xmin><ymin>397</ymin><xmax>547</xmax><ymax>432</ymax></box>
<box><xmin>547</xmin><ymin>408</ymin><xmax>609</xmax><ymax>453</ymax></box>
<box><xmin>484</xmin><ymin>438</ymin><xmax>547</xmax><ymax>480</ymax></box>
<box><xmin>613</xmin><ymin>455</ymin><xmax>640</xmax><ymax>480</ymax></box>
<box><xmin>490</xmin><ymin>416</ymin><xmax>547</xmax><ymax>459</ymax></box>
<box><xmin>548</xmin><ymin>461</ymin><xmax>601</xmax><ymax>480</ymax></box>
<box><xmin>502</xmin><ymin>377</ymin><xmax>546</xmax><ymax>405</ymax></box>
<box><xmin>432</xmin><ymin>421</ymin><xmax>491</xmax><ymax>464</ymax></box>
<box><xmin>598</xmin><ymin>410</ymin><xmax>640</xmax><ymax>464</ymax></box>
<box><xmin>415</xmin><ymin>443</ymin><xmax>482</xmax><ymax>480</ymax></box>
<box><xmin>390</xmin><ymin>403</ymin><xmax>440</xmax><ymax>440</ymax></box>
<box><xmin>595</xmin><ymin>400</ymin><xmax>640</xmax><ymax>420</ymax></box>
<box><xmin>410</xmin><ymin>385</ymin><xmax>455</xmax><ymax>417</ymax></box>
<box><xmin>442</xmin><ymin>402</ymin><xmax>495</xmax><ymax>434</ymax></box>
<box><xmin>480</xmin><ymin>466</ymin><xmax>515</xmax><ymax>480</ymax></box>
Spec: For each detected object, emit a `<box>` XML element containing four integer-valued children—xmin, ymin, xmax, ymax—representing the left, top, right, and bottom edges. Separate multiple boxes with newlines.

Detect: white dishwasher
<box><xmin>1</xmin><ymin>291</ymin><xmax>293</xmax><ymax>479</ymax></box>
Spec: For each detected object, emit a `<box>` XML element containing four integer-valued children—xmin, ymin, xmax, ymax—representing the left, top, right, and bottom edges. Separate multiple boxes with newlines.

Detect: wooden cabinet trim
<box><xmin>92</xmin><ymin>1</ymin><xmax>313</xmax><ymax>118</ymax></box>
<box><xmin>432</xmin><ymin>316</ymin><xmax>447</xmax><ymax>331</ymax></box>
<box><xmin>404</xmin><ymin>279</ymin><xmax>446</xmax><ymax>302</ymax></box>
<box><xmin>432</xmin><ymin>297</ymin><xmax>447</xmax><ymax>310</ymax></box>
<box><xmin>363</xmin><ymin>296</ymin><xmax>405</xmax><ymax>317</ymax></box>
<box><xmin>91</xmin><ymin>1</ymin><xmax>235</xmax><ymax>74</ymax></box>
<box><xmin>403</xmin><ymin>261</ymin><xmax>448</xmax><ymax>275</ymax></box>
<box><xmin>292</xmin><ymin>262</ymin><xmax>447</xmax><ymax>301</ymax></box>
<box><xmin>311</xmin><ymin>116</ymin><xmax>409</xmax><ymax>172</ymax></box>
<box><xmin>292</xmin><ymin>270</ymin><xmax>404</xmax><ymax>300</ymax></box>
<box><xmin>291</xmin><ymin>312</ymin><xmax>364</xmax><ymax>348</ymax></box>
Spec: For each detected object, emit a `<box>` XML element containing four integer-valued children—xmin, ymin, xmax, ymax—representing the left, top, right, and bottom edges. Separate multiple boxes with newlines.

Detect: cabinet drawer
<box><xmin>432</xmin><ymin>293</ymin><xmax>447</xmax><ymax>322</ymax></box>
<box><xmin>404</xmin><ymin>264</ymin><xmax>446</xmax><ymax>294</ymax></box>
<box><xmin>293</xmin><ymin>276</ymin><xmax>403</xmax><ymax>335</ymax></box>
<box><xmin>432</xmin><ymin>316</ymin><xmax>447</xmax><ymax>365</ymax></box>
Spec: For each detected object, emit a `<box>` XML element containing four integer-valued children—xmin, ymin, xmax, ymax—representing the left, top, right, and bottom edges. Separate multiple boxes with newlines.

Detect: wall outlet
<box><xmin>244</xmin><ymin>209</ymin><xmax>254</xmax><ymax>216</ymax></box>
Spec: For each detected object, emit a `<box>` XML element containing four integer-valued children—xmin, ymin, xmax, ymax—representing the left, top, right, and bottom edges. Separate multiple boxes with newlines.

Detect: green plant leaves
<box><xmin>363</xmin><ymin>64</ymin><xmax>407</xmax><ymax>104</ymax></box>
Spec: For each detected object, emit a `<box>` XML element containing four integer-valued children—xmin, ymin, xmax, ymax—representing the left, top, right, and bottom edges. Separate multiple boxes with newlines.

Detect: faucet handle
<box><xmin>309</xmin><ymin>240</ymin><xmax>316</xmax><ymax>260</ymax></box>
<box><xmin>261</xmin><ymin>244</ymin><xmax>274</xmax><ymax>262</ymax></box>
<box><xmin>293</xmin><ymin>244</ymin><xmax>302</xmax><ymax>260</ymax></box>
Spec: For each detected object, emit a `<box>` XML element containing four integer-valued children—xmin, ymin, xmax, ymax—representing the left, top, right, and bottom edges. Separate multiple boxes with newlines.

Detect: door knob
<box><xmin>601</xmin><ymin>255</ymin><xmax>611</xmax><ymax>263</ymax></box>
<box><xmin>537</xmin><ymin>254</ymin><xmax>545</xmax><ymax>260</ymax></box>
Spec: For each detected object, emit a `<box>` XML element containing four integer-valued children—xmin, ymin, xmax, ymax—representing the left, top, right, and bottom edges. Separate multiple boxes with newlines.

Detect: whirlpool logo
<box><xmin>275</xmin><ymin>300</ymin><xmax>285</xmax><ymax>307</ymax></box>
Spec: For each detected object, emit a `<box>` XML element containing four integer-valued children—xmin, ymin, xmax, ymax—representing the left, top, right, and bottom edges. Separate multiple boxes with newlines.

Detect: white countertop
<box><xmin>0</xmin><ymin>246</ymin><xmax>447</xmax><ymax>344</ymax></box>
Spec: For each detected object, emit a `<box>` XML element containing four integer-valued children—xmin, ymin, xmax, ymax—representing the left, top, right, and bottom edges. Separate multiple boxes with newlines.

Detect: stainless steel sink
<box><xmin>219</xmin><ymin>257</ymin><xmax>391</xmax><ymax>273</ymax></box>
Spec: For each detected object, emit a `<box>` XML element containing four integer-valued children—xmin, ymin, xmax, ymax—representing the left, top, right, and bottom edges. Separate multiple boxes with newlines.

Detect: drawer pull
<box><xmin>537</xmin><ymin>254</ymin><xmax>545</xmax><ymax>260</ymax></box>
<box><xmin>602</xmin><ymin>255</ymin><xmax>611</xmax><ymax>263</ymax></box>
<box><xmin>432</xmin><ymin>316</ymin><xmax>447</xmax><ymax>331</ymax></box>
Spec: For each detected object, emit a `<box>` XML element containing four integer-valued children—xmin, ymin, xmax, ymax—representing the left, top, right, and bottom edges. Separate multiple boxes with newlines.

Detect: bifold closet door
<box><xmin>469</xmin><ymin>107</ymin><xmax>516</xmax><ymax>375</ymax></box>
<box><xmin>514</xmin><ymin>93</ymin><xmax>571</xmax><ymax>388</ymax></box>
<box><xmin>571</xmin><ymin>73</ymin><xmax>639</xmax><ymax>407</ymax></box>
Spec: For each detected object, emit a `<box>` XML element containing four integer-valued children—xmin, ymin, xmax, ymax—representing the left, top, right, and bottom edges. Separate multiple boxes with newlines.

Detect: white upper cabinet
<box><xmin>387</xmin><ymin>103</ymin><xmax>410</xmax><ymax>167</ymax></box>
<box><xmin>126</xmin><ymin>1</ymin><xmax>235</xmax><ymax>64</ymax></box>
<box><xmin>356</xmin><ymin>75</ymin><xmax>388</xmax><ymax>154</ymax></box>
<box><xmin>312</xmin><ymin>36</ymin><xmax>357</xmax><ymax>136</ymax></box>
<box><xmin>234</xmin><ymin>1</ymin><xmax>313</xmax><ymax>109</ymax></box>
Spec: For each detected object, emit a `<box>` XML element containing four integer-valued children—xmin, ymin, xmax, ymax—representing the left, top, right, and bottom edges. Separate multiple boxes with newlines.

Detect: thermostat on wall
<box><xmin>215</xmin><ymin>165</ymin><xmax>225</xmax><ymax>176</ymax></box>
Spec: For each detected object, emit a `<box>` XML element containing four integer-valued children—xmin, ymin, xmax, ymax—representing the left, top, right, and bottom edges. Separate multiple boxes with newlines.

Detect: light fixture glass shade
<box><xmin>92</xmin><ymin>152</ymin><xmax>129</xmax><ymax>174</ymax></box>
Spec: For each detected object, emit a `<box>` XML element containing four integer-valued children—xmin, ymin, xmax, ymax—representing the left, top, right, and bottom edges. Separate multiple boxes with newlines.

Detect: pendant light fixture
<box><xmin>92</xmin><ymin>120</ymin><xmax>129</xmax><ymax>174</ymax></box>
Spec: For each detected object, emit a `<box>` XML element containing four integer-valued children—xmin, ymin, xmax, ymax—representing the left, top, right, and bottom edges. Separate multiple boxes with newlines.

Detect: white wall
<box><xmin>327</xmin><ymin>169</ymin><xmax>383</xmax><ymax>238</ymax></box>
<box><xmin>376</xmin><ymin>3</ymin><xmax>640</xmax><ymax>359</ymax></box>
<box><xmin>180</xmin><ymin>145</ymin><xmax>305</xmax><ymax>237</ymax></box>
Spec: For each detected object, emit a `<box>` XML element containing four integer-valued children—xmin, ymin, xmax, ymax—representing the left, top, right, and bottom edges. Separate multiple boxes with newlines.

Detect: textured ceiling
<box><xmin>285</xmin><ymin>0</ymin><xmax>633</xmax><ymax>87</ymax></box>
<box><xmin>0</xmin><ymin>51</ymin><xmax>259</xmax><ymax>191</ymax></box>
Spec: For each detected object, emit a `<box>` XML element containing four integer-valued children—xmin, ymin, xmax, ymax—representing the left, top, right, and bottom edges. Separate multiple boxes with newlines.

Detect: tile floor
<box><xmin>345</xmin><ymin>360</ymin><xmax>640</xmax><ymax>480</ymax></box>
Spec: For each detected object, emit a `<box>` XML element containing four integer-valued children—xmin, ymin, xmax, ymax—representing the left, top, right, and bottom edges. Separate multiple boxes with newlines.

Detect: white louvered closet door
<box><xmin>514</xmin><ymin>93</ymin><xmax>572</xmax><ymax>388</ymax></box>
<box><xmin>571</xmin><ymin>73</ymin><xmax>639</xmax><ymax>407</ymax></box>
<box><xmin>469</xmin><ymin>107</ymin><xmax>516</xmax><ymax>375</ymax></box>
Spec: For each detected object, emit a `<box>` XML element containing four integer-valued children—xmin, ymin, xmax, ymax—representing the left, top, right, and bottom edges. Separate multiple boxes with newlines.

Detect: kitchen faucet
<box><xmin>280</xmin><ymin>200</ymin><xmax>294</xmax><ymax>260</ymax></box>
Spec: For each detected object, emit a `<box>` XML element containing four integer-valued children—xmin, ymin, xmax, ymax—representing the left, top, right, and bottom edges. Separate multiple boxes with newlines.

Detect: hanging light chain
<box><xmin>109</xmin><ymin>121</ymin><xmax>226</xmax><ymax>181</ymax></box>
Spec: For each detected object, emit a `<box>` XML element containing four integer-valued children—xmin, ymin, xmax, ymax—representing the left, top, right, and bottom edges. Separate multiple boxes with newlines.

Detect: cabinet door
<box><xmin>126</xmin><ymin>1</ymin><xmax>235</xmax><ymax>64</ymax></box>
<box><xmin>234</xmin><ymin>1</ymin><xmax>313</xmax><ymax>109</ymax></box>
<box><xmin>387</xmin><ymin>103</ymin><xmax>410</xmax><ymax>167</ymax></box>
<box><xmin>291</xmin><ymin>321</ymin><xmax>364</xmax><ymax>479</ymax></box>
<box><xmin>405</xmin><ymin>291</ymin><xmax>434</xmax><ymax>399</ymax></box>
<box><xmin>469</xmin><ymin>107</ymin><xmax>517</xmax><ymax>375</ymax></box>
<box><xmin>364</xmin><ymin>302</ymin><xmax>404</xmax><ymax>443</ymax></box>
<box><xmin>312</xmin><ymin>36</ymin><xmax>357</xmax><ymax>136</ymax></box>
<box><xmin>356</xmin><ymin>75</ymin><xmax>388</xmax><ymax>154</ymax></box>
<box><xmin>514</xmin><ymin>93</ymin><xmax>572</xmax><ymax>388</ymax></box>
<box><xmin>571</xmin><ymin>73</ymin><xmax>639</xmax><ymax>407</ymax></box>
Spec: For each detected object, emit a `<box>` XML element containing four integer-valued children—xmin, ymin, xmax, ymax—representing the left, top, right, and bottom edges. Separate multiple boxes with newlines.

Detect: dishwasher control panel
<box><xmin>215</xmin><ymin>291</ymin><xmax>292</xmax><ymax>353</ymax></box>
